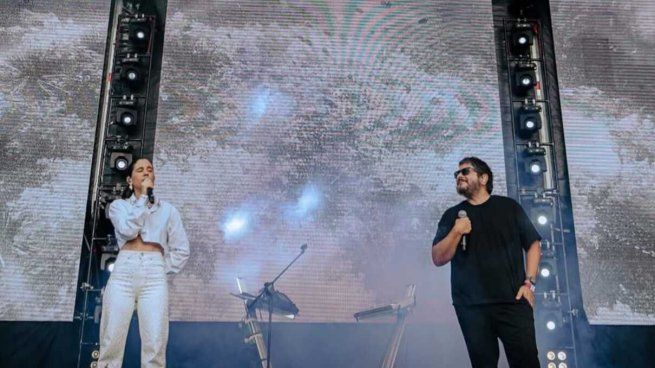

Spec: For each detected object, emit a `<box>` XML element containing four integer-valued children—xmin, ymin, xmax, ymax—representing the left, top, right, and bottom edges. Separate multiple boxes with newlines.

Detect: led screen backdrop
<box><xmin>155</xmin><ymin>0</ymin><xmax>506</xmax><ymax>322</ymax></box>
<box><xmin>551</xmin><ymin>0</ymin><xmax>655</xmax><ymax>325</ymax></box>
<box><xmin>0</xmin><ymin>1</ymin><xmax>108</xmax><ymax>321</ymax></box>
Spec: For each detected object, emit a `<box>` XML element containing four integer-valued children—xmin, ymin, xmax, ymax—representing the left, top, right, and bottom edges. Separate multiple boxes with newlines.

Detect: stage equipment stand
<box><xmin>231</xmin><ymin>244</ymin><xmax>305</xmax><ymax>368</ymax></box>
<box><xmin>354</xmin><ymin>284</ymin><xmax>416</xmax><ymax>368</ymax></box>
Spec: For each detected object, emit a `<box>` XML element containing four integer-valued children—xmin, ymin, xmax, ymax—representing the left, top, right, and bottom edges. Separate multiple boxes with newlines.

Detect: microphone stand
<box><xmin>247</xmin><ymin>244</ymin><xmax>307</xmax><ymax>368</ymax></box>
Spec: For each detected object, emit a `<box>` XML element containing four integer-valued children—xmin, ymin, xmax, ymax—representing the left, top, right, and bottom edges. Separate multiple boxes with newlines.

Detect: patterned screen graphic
<box><xmin>551</xmin><ymin>0</ymin><xmax>655</xmax><ymax>324</ymax></box>
<box><xmin>155</xmin><ymin>1</ymin><xmax>505</xmax><ymax>322</ymax></box>
<box><xmin>0</xmin><ymin>1</ymin><xmax>108</xmax><ymax>321</ymax></box>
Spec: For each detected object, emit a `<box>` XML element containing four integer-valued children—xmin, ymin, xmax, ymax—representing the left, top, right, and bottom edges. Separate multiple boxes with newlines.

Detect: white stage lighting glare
<box><xmin>540</xmin><ymin>267</ymin><xmax>551</xmax><ymax>278</ymax></box>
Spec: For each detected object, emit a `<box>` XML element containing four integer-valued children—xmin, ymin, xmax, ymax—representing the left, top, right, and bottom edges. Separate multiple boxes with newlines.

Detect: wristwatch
<box><xmin>527</xmin><ymin>275</ymin><xmax>537</xmax><ymax>285</ymax></box>
<box><xmin>524</xmin><ymin>276</ymin><xmax>536</xmax><ymax>292</ymax></box>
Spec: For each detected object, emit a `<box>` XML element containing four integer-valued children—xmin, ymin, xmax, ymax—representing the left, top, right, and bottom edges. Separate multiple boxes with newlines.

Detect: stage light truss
<box><xmin>77</xmin><ymin>2</ymin><xmax>160</xmax><ymax>368</ymax></box>
<box><xmin>504</xmin><ymin>12</ymin><xmax>577</xmax><ymax>367</ymax></box>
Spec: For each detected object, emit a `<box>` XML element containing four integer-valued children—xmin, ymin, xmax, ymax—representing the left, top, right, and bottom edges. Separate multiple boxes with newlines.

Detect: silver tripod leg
<box><xmin>381</xmin><ymin>309</ymin><xmax>408</xmax><ymax>368</ymax></box>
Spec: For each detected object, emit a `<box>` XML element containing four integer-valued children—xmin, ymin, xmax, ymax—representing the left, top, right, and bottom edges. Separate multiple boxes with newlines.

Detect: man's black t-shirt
<box><xmin>432</xmin><ymin>195</ymin><xmax>541</xmax><ymax>306</ymax></box>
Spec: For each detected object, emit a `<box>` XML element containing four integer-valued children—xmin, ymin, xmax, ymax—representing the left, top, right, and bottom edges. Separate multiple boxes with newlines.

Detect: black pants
<box><xmin>455</xmin><ymin>303</ymin><xmax>540</xmax><ymax>368</ymax></box>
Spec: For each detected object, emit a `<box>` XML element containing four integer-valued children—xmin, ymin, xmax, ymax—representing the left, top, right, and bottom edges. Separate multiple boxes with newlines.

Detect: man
<box><xmin>432</xmin><ymin>157</ymin><xmax>541</xmax><ymax>368</ymax></box>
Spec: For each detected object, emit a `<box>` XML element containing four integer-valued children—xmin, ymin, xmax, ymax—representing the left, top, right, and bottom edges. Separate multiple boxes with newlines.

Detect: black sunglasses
<box><xmin>453</xmin><ymin>167</ymin><xmax>476</xmax><ymax>179</ymax></box>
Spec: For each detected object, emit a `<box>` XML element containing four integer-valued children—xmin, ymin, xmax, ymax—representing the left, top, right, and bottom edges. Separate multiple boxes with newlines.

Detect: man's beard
<box><xmin>457</xmin><ymin>180</ymin><xmax>479</xmax><ymax>198</ymax></box>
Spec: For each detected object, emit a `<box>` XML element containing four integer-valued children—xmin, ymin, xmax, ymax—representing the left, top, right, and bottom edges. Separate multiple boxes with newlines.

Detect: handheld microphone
<box><xmin>147</xmin><ymin>187</ymin><xmax>155</xmax><ymax>204</ymax></box>
<box><xmin>458</xmin><ymin>210</ymin><xmax>468</xmax><ymax>251</ymax></box>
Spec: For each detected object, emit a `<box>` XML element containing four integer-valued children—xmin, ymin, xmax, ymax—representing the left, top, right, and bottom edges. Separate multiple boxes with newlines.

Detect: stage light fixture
<box><xmin>516</xmin><ymin>99</ymin><xmax>542</xmax><ymax>138</ymax></box>
<box><xmin>118</xmin><ymin>14</ymin><xmax>153</xmax><ymax>54</ymax></box>
<box><xmin>541</xmin><ymin>311</ymin><xmax>564</xmax><ymax>332</ymax></box>
<box><xmin>114</xmin><ymin>156</ymin><xmax>130</xmax><ymax>171</ymax></box>
<box><xmin>118</xmin><ymin>54</ymin><xmax>145</xmax><ymax>88</ymax></box>
<box><xmin>530</xmin><ymin>194</ymin><xmax>554</xmax><ymax>230</ymax></box>
<box><xmin>109</xmin><ymin>141</ymin><xmax>133</xmax><ymax>173</ymax></box>
<box><xmin>530</xmin><ymin>160</ymin><xmax>543</xmax><ymax>174</ymax></box>
<box><xmin>558</xmin><ymin>363</ymin><xmax>567</xmax><ymax>368</ymax></box>
<box><xmin>547</xmin><ymin>351</ymin><xmax>556</xmax><ymax>360</ymax></box>
<box><xmin>523</xmin><ymin>143</ymin><xmax>546</xmax><ymax>175</ymax></box>
<box><xmin>131</xmin><ymin>24</ymin><xmax>150</xmax><ymax>45</ymax></box>
<box><xmin>537</xmin><ymin>259</ymin><xmax>558</xmax><ymax>291</ymax></box>
<box><xmin>547</xmin><ymin>363</ymin><xmax>556</xmax><ymax>368</ymax></box>
<box><xmin>513</xmin><ymin>61</ymin><xmax>537</xmax><ymax>96</ymax></box>
<box><xmin>557</xmin><ymin>351</ymin><xmax>567</xmax><ymax>361</ymax></box>
<box><xmin>511</xmin><ymin>23</ymin><xmax>534</xmax><ymax>56</ymax></box>
<box><xmin>534</xmin><ymin>205</ymin><xmax>550</xmax><ymax>225</ymax></box>
<box><xmin>123</xmin><ymin>66</ymin><xmax>142</xmax><ymax>85</ymax></box>
<box><xmin>116</xmin><ymin>107</ymin><xmax>138</xmax><ymax>128</ymax></box>
<box><xmin>109</xmin><ymin>152</ymin><xmax>132</xmax><ymax>172</ymax></box>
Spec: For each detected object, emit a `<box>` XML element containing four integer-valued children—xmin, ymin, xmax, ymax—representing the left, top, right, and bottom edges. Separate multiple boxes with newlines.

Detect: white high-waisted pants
<box><xmin>98</xmin><ymin>250</ymin><xmax>168</xmax><ymax>368</ymax></box>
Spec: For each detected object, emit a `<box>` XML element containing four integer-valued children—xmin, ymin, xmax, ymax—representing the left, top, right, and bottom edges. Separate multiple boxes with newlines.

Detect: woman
<box><xmin>98</xmin><ymin>157</ymin><xmax>190</xmax><ymax>368</ymax></box>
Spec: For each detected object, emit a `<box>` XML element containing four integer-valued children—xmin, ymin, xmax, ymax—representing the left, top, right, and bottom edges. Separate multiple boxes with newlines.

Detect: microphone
<box><xmin>458</xmin><ymin>210</ymin><xmax>468</xmax><ymax>251</ymax></box>
<box><xmin>300</xmin><ymin>243</ymin><xmax>308</xmax><ymax>252</ymax></box>
<box><xmin>147</xmin><ymin>187</ymin><xmax>155</xmax><ymax>204</ymax></box>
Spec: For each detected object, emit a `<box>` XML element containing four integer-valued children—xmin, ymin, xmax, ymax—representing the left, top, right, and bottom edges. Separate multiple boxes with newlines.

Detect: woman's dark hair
<box><xmin>459</xmin><ymin>156</ymin><xmax>493</xmax><ymax>194</ymax></box>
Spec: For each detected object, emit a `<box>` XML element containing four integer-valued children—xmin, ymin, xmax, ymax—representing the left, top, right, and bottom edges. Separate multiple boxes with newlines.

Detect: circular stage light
<box><xmin>540</xmin><ymin>265</ymin><xmax>551</xmax><ymax>278</ymax></box>
<box><xmin>119</xmin><ymin>111</ymin><xmax>136</xmax><ymax>127</ymax></box>
<box><xmin>127</xmin><ymin>69</ymin><xmax>138</xmax><ymax>81</ymax></box>
<box><xmin>114</xmin><ymin>156</ymin><xmax>130</xmax><ymax>172</ymax></box>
